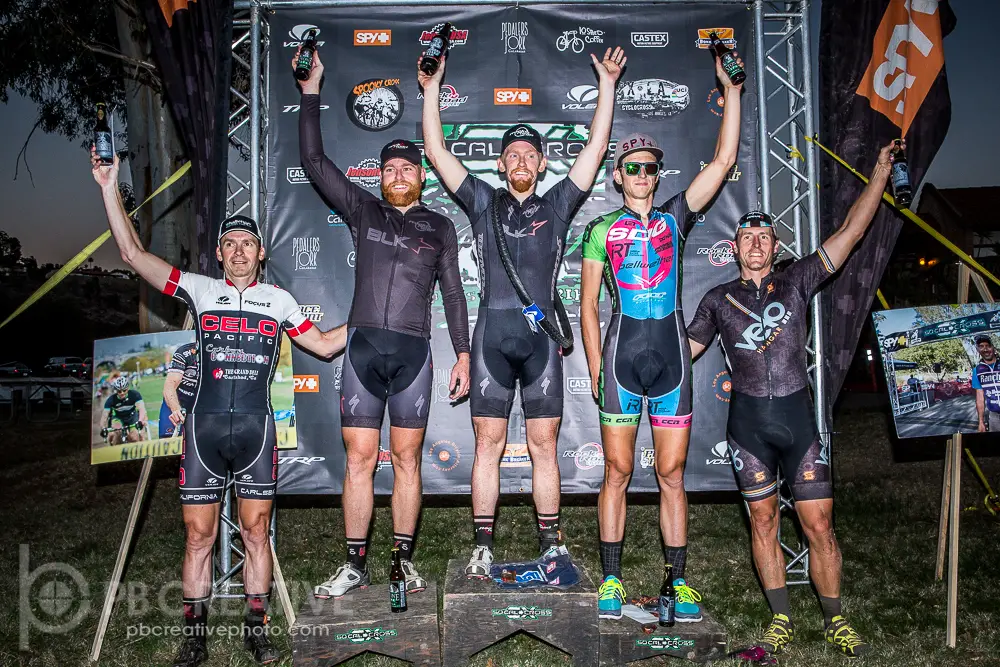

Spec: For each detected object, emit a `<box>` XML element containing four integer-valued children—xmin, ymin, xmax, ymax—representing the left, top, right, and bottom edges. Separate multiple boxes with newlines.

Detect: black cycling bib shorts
<box><xmin>163</xmin><ymin>268</ymin><xmax>313</xmax><ymax>504</ymax></box>
<box><xmin>340</xmin><ymin>327</ymin><xmax>433</xmax><ymax>430</ymax></box>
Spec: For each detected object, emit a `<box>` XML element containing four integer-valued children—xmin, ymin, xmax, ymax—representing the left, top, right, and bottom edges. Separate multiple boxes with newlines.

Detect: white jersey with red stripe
<box><xmin>163</xmin><ymin>268</ymin><xmax>313</xmax><ymax>414</ymax></box>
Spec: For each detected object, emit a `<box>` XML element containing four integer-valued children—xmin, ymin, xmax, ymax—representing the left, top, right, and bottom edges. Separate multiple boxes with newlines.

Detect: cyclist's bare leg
<box><xmin>652</xmin><ymin>426</ymin><xmax>691</xmax><ymax>547</ymax></box>
<box><xmin>342</xmin><ymin>427</ymin><xmax>380</xmax><ymax>542</ymax></box>
<box><xmin>598</xmin><ymin>423</ymin><xmax>638</xmax><ymax>541</ymax></box>
<box><xmin>109</xmin><ymin>430</ymin><xmax>122</xmax><ymax>445</ymax></box>
<box><xmin>238</xmin><ymin>498</ymin><xmax>274</xmax><ymax>596</ymax></box>
<box><xmin>796</xmin><ymin>498</ymin><xmax>841</xmax><ymax>597</ymax></box>
<box><xmin>526</xmin><ymin>417</ymin><xmax>561</xmax><ymax>515</ymax></box>
<box><xmin>181</xmin><ymin>503</ymin><xmax>220</xmax><ymax>598</ymax></box>
<box><xmin>746</xmin><ymin>495</ymin><xmax>786</xmax><ymax>590</ymax></box>
<box><xmin>389</xmin><ymin>426</ymin><xmax>426</xmax><ymax>536</ymax></box>
<box><xmin>471</xmin><ymin>417</ymin><xmax>508</xmax><ymax>518</ymax></box>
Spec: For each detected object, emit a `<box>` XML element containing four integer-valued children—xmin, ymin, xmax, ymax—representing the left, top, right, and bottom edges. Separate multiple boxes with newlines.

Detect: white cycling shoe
<box><xmin>464</xmin><ymin>545</ymin><xmax>494</xmax><ymax>580</ymax></box>
<box><xmin>313</xmin><ymin>563</ymin><xmax>370</xmax><ymax>599</ymax></box>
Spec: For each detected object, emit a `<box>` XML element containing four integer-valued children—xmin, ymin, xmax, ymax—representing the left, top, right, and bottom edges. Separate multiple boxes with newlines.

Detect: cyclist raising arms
<box><xmin>580</xmin><ymin>51</ymin><xmax>744</xmax><ymax>621</ymax></box>
<box><xmin>102</xmin><ymin>375</ymin><xmax>147</xmax><ymax>444</ymax></box>
<box><xmin>92</xmin><ymin>150</ymin><xmax>346</xmax><ymax>667</ymax></box>
<box><xmin>420</xmin><ymin>47</ymin><xmax>625</xmax><ymax>576</ymax></box>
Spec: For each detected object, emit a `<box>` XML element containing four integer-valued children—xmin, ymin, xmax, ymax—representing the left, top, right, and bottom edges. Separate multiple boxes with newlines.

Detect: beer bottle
<box><xmin>294</xmin><ymin>28</ymin><xmax>319</xmax><ymax>81</ymax></box>
<box><xmin>658</xmin><ymin>564</ymin><xmax>676</xmax><ymax>627</ymax></box>
<box><xmin>390</xmin><ymin>547</ymin><xmax>407</xmax><ymax>613</ymax></box>
<box><xmin>94</xmin><ymin>103</ymin><xmax>114</xmax><ymax>165</ymax></box>
<box><xmin>419</xmin><ymin>22</ymin><xmax>453</xmax><ymax>76</ymax></box>
<box><xmin>891</xmin><ymin>139</ymin><xmax>913</xmax><ymax>209</ymax></box>
<box><xmin>710</xmin><ymin>32</ymin><xmax>746</xmax><ymax>86</ymax></box>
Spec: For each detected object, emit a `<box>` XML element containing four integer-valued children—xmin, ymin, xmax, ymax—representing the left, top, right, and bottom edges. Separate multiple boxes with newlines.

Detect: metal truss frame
<box><xmin>227</xmin><ymin>0</ymin><xmax>826</xmax><ymax>588</ymax></box>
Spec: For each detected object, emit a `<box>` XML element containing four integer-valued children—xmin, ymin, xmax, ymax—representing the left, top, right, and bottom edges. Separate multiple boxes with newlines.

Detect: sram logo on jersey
<box><xmin>733</xmin><ymin>301</ymin><xmax>791</xmax><ymax>351</ymax></box>
<box><xmin>201</xmin><ymin>314</ymin><xmax>279</xmax><ymax>337</ymax></box>
<box><xmin>608</xmin><ymin>218</ymin><xmax>669</xmax><ymax>242</ymax></box>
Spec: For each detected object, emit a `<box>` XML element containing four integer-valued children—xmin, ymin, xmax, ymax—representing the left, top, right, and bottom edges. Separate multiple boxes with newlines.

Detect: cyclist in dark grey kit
<box><xmin>296</xmin><ymin>49</ymin><xmax>471</xmax><ymax>599</ymax></box>
<box><xmin>93</xmin><ymin>148</ymin><xmax>346</xmax><ymax>667</ymax></box>
<box><xmin>420</xmin><ymin>46</ymin><xmax>626</xmax><ymax>577</ymax></box>
<box><xmin>687</xmin><ymin>142</ymin><xmax>896</xmax><ymax>659</ymax></box>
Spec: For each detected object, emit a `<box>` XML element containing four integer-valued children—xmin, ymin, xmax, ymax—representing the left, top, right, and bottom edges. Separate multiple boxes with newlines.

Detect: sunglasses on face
<box><xmin>622</xmin><ymin>161</ymin><xmax>661</xmax><ymax>177</ymax></box>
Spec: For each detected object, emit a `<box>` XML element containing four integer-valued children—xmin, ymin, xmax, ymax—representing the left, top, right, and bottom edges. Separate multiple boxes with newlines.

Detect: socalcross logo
<box><xmin>334</xmin><ymin>627</ymin><xmax>397</xmax><ymax>644</ymax></box>
<box><xmin>491</xmin><ymin>606</ymin><xmax>553</xmax><ymax>621</ymax></box>
<box><xmin>636</xmin><ymin>636</ymin><xmax>696</xmax><ymax>650</ymax></box>
<box><xmin>729</xmin><ymin>298</ymin><xmax>792</xmax><ymax>352</ymax></box>
<box><xmin>346</xmin><ymin>78</ymin><xmax>403</xmax><ymax>132</ymax></box>
<box><xmin>617</xmin><ymin>79</ymin><xmax>689</xmax><ymax>118</ymax></box>
<box><xmin>856</xmin><ymin>0</ymin><xmax>946</xmax><ymax>135</ymax></box>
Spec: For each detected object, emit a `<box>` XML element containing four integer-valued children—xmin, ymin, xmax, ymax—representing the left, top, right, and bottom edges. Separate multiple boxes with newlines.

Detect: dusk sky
<box><xmin>0</xmin><ymin>0</ymin><xmax>995</xmax><ymax>270</ymax></box>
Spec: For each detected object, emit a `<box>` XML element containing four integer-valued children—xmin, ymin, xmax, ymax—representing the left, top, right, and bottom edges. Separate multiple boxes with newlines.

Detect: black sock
<box><xmin>346</xmin><ymin>537</ymin><xmax>368</xmax><ymax>571</ymax></box>
<box><xmin>663</xmin><ymin>544</ymin><xmax>687</xmax><ymax>582</ymax></box>
<box><xmin>474</xmin><ymin>515</ymin><xmax>494</xmax><ymax>548</ymax></box>
<box><xmin>600</xmin><ymin>540</ymin><xmax>623</xmax><ymax>580</ymax></box>
<box><xmin>244</xmin><ymin>592</ymin><xmax>269</xmax><ymax>625</ymax></box>
<box><xmin>820</xmin><ymin>596</ymin><xmax>842</xmax><ymax>626</ymax></box>
<box><xmin>183</xmin><ymin>595</ymin><xmax>210</xmax><ymax>640</ymax></box>
<box><xmin>764</xmin><ymin>586</ymin><xmax>791</xmax><ymax>618</ymax></box>
<box><xmin>393</xmin><ymin>533</ymin><xmax>414</xmax><ymax>561</ymax></box>
<box><xmin>538</xmin><ymin>512</ymin><xmax>561</xmax><ymax>549</ymax></box>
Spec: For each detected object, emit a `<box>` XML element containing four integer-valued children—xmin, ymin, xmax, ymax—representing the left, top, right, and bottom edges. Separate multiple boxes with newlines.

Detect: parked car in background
<box><xmin>0</xmin><ymin>361</ymin><xmax>32</xmax><ymax>378</ymax></box>
<box><xmin>44</xmin><ymin>357</ymin><xmax>88</xmax><ymax>377</ymax></box>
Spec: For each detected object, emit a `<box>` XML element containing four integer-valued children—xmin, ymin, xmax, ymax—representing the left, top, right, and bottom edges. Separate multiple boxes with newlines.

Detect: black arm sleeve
<box><xmin>657</xmin><ymin>190</ymin><xmax>699</xmax><ymax>238</ymax></box>
<box><xmin>437</xmin><ymin>224</ymin><xmax>471</xmax><ymax>354</ymax></box>
<box><xmin>453</xmin><ymin>174</ymin><xmax>495</xmax><ymax>231</ymax></box>
<box><xmin>299</xmin><ymin>93</ymin><xmax>375</xmax><ymax>225</ymax></box>
<box><xmin>545</xmin><ymin>176</ymin><xmax>587</xmax><ymax>238</ymax></box>
<box><xmin>687</xmin><ymin>290</ymin><xmax>720</xmax><ymax>346</ymax></box>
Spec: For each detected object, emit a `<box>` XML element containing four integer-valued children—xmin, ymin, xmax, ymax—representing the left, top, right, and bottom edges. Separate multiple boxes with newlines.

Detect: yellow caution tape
<box><xmin>0</xmin><ymin>161</ymin><xmax>192</xmax><ymax>329</ymax></box>
<box><xmin>876</xmin><ymin>289</ymin><xmax>890</xmax><ymax>310</ymax></box>
<box><xmin>91</xmin><ymin>436</ymin><xmax>182</xmax><ymax>465</ymax></box>
<box><xmin>805</xmin><ymin>135</ymin><xmax>1000</xmax><ymax>290</ymax></box>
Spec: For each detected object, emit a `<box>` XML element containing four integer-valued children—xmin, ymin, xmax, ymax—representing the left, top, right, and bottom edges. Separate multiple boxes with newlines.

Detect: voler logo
<box><xmin>631</xmin><ymin>32</ymin><xmax>670</xmax><ymax>48</ymax></box>
<box><xmin>285</xmin><ymin>24</ymin><xmax>326</xmax><ymax>48</ymax></box>
<box><xmin>293</xmin><ymin>236</ymin><xmax>320</xmax><ymax>270</ymax></box>
<box><xmin>282</xmin><ymin>103</ymin><xmax>329</xmax><ymax>113</ymax></box>
<box><xmin>563</xmin><ymin>85</ymin><xmax>598</xmax><ymax>111</ymax></box>
<box><xmin>734</xmin><ymin>301</ymin><xmax>791</xmax><ymax>351</ymax></box>
<box><xmin>346</xmin><ymin>158</ymin><xmax>382</xmax><ymax>188</ymax></box>
<box><xmin>640</xmin><ymin>447</ymin><xmax>655</xmax><ymax>469</ymax></box>
<box><xmin>617</xmin><ymin>79</ymin><xmax>689</xmax><ymax>118</ymax></box>
<box><xmin>300</xmin><ymin>305</ymin><xmax>324</xmax><ymax>322</ymax></box>
<box><xmin>706</xmin><ymin>440</ymin><xmax>731</xmax><ymax>466</ymax></box>
<box><xmin>286</xmin><ymin>167</ymin><xmax>310</xmax><ymax>184</ymax></box>
<box><xmin>697</xmin><ymin>239</ymin><xmax>736</xmax><ymax>266</ymax></box>
<box><xmin>566</xmin><ymin>376</ymin><xmax>591</xmax><ymax>395</ymax></box>
<box><xmin>563</xmin><ymin>442</ymin><xmax>604</xmax><ymax>470</ymax></box>
<box><xmin>420</xmin><ymin>24</ymin><xmax>469</xmax><ymax>47</ymax></box>
<box><xmin>346</xmin><ymin>78</ymin><xmax>403</xmax><ymax>132</ymax></box>
<box><xmin>216</xmin><ymin>295</ymin><xmax>231</xmax><ymax>305</ymax></box>
<box><xmin>695</xmin><ymin>27</ymin><xmax>736</xmax><ymax>49</ymax></box>
<box><xmin>428</xmin><ymin>440</ymin><xmax>460</xmax><ymax>472</ymax></box>
<box><xmin>712</xmin><ymin>370</ymin><xmax>732</xmax><ymax>402</ymax></box>
<box><xmin>417</xmin><ymin>84</ymin><xmax>469</xmax><ymax>111</ymax></box>
<box><xmin>353</xmin><ymin>29</ymin><xmax>391</xmax><ymax>46</ymax></box>
<box><xmin>495</xmin><ymin>88</ymin><xmax>532</xmax><ymax>106</ymax></box>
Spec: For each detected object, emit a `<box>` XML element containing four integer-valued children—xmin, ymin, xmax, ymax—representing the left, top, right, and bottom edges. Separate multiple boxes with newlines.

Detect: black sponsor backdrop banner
<box><xmin>267</xmin><ymin>4</ymin><xmax>757</xmax><ymax>494</ymax></box>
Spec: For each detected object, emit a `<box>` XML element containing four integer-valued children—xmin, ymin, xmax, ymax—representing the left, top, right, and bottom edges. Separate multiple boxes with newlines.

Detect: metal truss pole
<box><xmin>752</xmin><ymin>0</ymin><xmax>824</xmax><ymax>586</ymax></box>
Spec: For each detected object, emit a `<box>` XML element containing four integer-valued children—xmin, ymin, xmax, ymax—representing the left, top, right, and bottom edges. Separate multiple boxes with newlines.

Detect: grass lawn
<box><xmin>2</xmin><ymin>401</ymin><xmax>999</xmax><ymax>666</ymax></box>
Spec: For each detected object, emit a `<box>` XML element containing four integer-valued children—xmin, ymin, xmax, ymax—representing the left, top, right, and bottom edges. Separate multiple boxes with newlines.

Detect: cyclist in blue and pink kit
<box><xmin>580</xmin><ymin>52</ymin><xmax>744</xmax><ymax>622</ymax></box>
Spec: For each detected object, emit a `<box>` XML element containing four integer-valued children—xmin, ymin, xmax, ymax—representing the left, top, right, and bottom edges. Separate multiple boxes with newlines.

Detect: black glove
<box><xmin>101</xmin><ymin>428</ymin><xmax>109</xmax><ymax>438</ymax></box>
<box><xmin>136</xmin><ymin>421</ymin><xmax>144</xmax><ymax>430</ymax></box>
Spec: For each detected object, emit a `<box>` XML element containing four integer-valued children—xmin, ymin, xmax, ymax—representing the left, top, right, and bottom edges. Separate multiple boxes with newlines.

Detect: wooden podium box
<box><xmin>441</xmin><ymin>559</ymin><xmax>599</xmax><ymax>667</ymax></box>
<box><xmin>290</xmin><ymin>582</ymin><xmax>440</xmax><ymax>666</ymax></box>
<box><xmin>598</xmin><ymin>608</ymin><xmax>728</xmax><ymax>665</ymax></box>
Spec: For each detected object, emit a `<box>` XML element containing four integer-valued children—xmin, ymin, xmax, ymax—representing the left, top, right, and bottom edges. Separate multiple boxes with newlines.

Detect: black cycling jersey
<box><xmin>455</xmin><ymin>174</ymin><xmax>586</xmax><ymax>311</ymax></box>
<box><xmin>104</xmin><ymin>389</ymin><xmax>144</xmax><ymax>426</ymax></box>
<box><xmin>299</xmin><ymin>93</ymin><xmax>469</xmax><ymax>354</ymax></box>
<box><xmin>168</xmin><ymin>342</ymin><xmax>199</xmax><ymax>412</ymax></box>
<box><xmin>687</xmin><ymin>249</ymin><xmax>836</xmax><ymax>398</ymax></box>
<box><xmin>163</xmin><ymin>269</ymin><xmax>313</xmax><ymax>414</ymax></box>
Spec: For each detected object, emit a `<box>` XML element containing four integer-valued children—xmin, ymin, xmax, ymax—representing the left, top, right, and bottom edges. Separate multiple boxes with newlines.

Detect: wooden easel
<box><xmin>934</xmin><ymin>266</ymin><xmax>994</xmax><ymax>648</ymax></box>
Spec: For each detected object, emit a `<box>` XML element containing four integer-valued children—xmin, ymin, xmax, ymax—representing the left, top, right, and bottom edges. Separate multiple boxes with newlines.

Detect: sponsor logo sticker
<box><xmin>617</xmin><ymin>79</ymin><xmax>689</xmax><ymax>118</ymax></box>
<box><xmin>706</xmin><ymin>87</ymin><xmax>725</xmax><ymax>117</ymax></box>
<box><xmin>563</xmin><ymin>84</ymin><xmax>598</xmax><ymax>111</ymax></box>
<box><xmin>284</xmin><ymin>24</ymin><xmax>326</xmax><ymax>48</ymax></box>
<box><xmin>353</xmin><ymin>29</ymin><xmax>391</xmax><ymax>46</ymax></box>
<box><xmin>286</xmin><ymin>167</ymin><xmax>310</xmax><ymax>184</ymax></box>
<box><xmin>494</xmin><ymin>88</ymin><xmax>532</xmax><ymax>106</ymax></box>
<box><xmin>346</xmin><ymin>158</ymin><xmax>382</xmax><ymax>188</ymax></box>
<box><xmin>346</xmin><ymin>78</ymin><xmax>403</xmax><ymax>132</ymax></box>
<box><xmin>293</xmin><ymin>236</ymin><xmax>320</xmax><ymax>270</ymax></box>
<box><xmin>631</xmin><ymin>31</ymin><xmax>670</xmax><ymax>48</ymax></box>
<box><xmin>563</xmin><ymin>442</ymin><xmax>605</xmax><ymax>470</ymax></box>
<box><xmin>427</xmin><ymin>440</ymin><xmax>460</xmax><ymax>472</ymax></box>
<box><xmin>502</xmin><ymin>21</ymin><xmax>528</xmax><ymax>54</ymax></box>
<box><xmin>293</xmin><ymin>375</ymin><xmax>320</xmax><ymax>392</ymax></box>
<box><xmin>695</xmin><ymin>27</ymin><xmax>736</xmax><ymax>49</ymax></box>
<box><xmin>491</xmin><ymin>605</ymin><xmax>553</xmax><ymax>621</ymax></box>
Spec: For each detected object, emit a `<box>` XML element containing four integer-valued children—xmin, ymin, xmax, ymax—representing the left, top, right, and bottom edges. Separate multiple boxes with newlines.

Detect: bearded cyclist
<box><xmin>580</xmin><ymin>51</ymin><xmax>744</xmax><ymax>622</ymax></box>
<box><xmin>296</xmin><ymin>49</ymin><xmax>471</xmax><ymax>599</ymax></box>
<box><xmin>420</xmin><ymin>47</ymin><xmax>626</xmax><ymax>576</ymax></box>
<box><xmin>93</xmin><ymin>149</ymin><xmax>347</xmax><ymax>667</ymax></box>
<box><xmin>687</xmin><ymin>143</ymin><xmax>896</xmax><ymax>659</ymax></box>
<box><xmin>102</xmin><ymin>375</ymin><xmax>147</xmax><ymax>444</ymax></box>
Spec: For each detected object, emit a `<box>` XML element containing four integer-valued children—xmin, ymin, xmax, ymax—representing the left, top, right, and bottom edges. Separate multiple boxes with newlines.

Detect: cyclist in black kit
<box><xmin>688</xmin><ymin>142</ymin><xmax>896</xmax><ymax>659</ymax></box>
<box><xmin>93</xmin><ymin>150</ymin><xmax>347</xmax><ymax>667</ymax></box>
<box><xmin>102</xmin><ymin>375</ymin><xmax>147</xmax><ymax>444</ymax></box>
<box><xmin>296</xmin><ymin>50</ymin><xmax>471</xmax><ymax>599</ymax></box>
<box><xmin>160</xmin><ymin>341</ymin><xmax>198</xmax><ymax>438</ymax></box>
<box><xmin>420</xmin><ymin>47</ymin><xmax>626</xmax><ymax>576</ymax></box>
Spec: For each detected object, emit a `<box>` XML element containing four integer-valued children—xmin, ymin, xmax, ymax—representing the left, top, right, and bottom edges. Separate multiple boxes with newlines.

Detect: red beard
<box><xmin>382</xmin><ymin>179</ymin><xmax>422</xmax><ymax>207</ymax></box>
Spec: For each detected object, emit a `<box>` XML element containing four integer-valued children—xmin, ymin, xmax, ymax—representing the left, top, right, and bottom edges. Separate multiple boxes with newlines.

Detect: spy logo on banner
<box><xmin>346</xmin><ymin>78</ymin><xmax>403</xmax><ymax>131</ymax></box>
